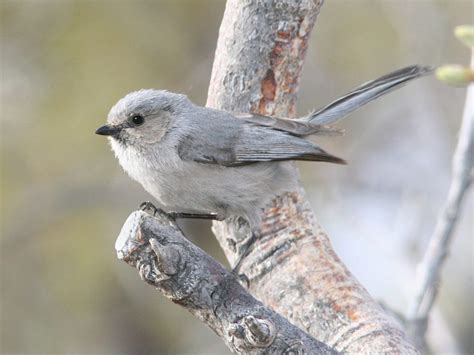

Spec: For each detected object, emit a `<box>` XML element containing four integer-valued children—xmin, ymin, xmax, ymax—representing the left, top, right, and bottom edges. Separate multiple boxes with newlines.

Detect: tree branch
<box><xmin>207</xmin><ymin>0</ymin><xmax>418</xmax><ymax>353</ymax></box>
<box><xmin>406</xmin><ymin>51</ymin><xmax>474</xmax><ymax>350</ymax></box>
<box><xmin>115</xmin><ymin>210</ymin><xmax>338</xmax><ymax>354</ymax></box>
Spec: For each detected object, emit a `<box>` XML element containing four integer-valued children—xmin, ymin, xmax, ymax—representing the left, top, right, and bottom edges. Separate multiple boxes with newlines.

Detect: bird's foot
<box><xmin>139</xmin><ymin>201</ymin><xmax>163</xmax><ymax>216</ymax></box>
<box><xmin>139</xmin><ymin>201</ymin><xmax>220</xmax><ymax>220</ymax></box>
<box><xmin>232</xmin><ymin>270</ymin><xmax>250</xmax><ymax>288</ymax></box>
<box><xmin>230</xmin><ymin>233</ymin><xmax>257</xmax><ymax>279</ymax></box>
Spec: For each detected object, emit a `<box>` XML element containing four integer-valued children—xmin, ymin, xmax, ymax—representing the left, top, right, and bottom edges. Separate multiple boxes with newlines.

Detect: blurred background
<box><xmin>1</xmin><ymin>0</ymin><xmax>472</xmax><ymax>353</ymax></box>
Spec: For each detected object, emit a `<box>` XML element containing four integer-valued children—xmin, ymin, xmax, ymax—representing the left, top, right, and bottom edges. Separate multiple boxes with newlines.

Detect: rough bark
<box><xmin>207</xmin><ymin>0</ymin><xmax>418</xmax><ymax>353</ymax></box>
<box><xmin>115</xmin><ymin>210</ymin><xmax>338</xmax><ymax>354</ymax></box>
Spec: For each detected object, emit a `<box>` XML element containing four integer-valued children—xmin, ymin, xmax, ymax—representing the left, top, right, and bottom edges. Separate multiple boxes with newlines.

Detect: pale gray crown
<box><xmin>107</xmin><ymin>89</ymin><xmax>191</xmax><ymax>124</ymax></box>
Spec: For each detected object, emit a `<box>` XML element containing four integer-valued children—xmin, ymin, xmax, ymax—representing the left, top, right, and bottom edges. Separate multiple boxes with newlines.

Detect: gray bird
<box><xmin>96</xmin><ymin>66</ymin><xmax>431</xmax><ymax>229</ymax></box>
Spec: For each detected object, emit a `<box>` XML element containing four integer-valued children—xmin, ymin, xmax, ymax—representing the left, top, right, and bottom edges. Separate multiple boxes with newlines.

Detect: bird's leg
<box><xmin>167</xmin><ymin>211</ymin><xmax>220</xmax><ymax>220</ymax></box>
<box><xmin>231</xmin><ymin>232</ymin><xmax>257</xmax><ymax>276</ymax></box>
<box><xmin>139</xmin><ymin>201</ymin><xmax>221</xmax><ymax>220</ymax></box>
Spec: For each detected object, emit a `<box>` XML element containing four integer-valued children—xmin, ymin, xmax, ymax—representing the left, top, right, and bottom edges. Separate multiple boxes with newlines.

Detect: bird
<box><xmin>96</xmin><ymin>65</ymin><xmax>432</xmax><ymax>230</ymax></box>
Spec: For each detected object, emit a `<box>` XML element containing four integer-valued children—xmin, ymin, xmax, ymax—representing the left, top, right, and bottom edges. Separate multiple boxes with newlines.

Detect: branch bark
<box><xmin>207</xmin><ymin>0</ymin><xmax>418</xmax><ymax>353</ymax></box>
<box><xmin>406</xmin><ymin>51</ymin><xmax>474</xmax><ymax>350</ymax></box>
<box><xmin>115</xmin><ymin>210</ymin><xmax>338</xmax><ymax>354</ymax></box>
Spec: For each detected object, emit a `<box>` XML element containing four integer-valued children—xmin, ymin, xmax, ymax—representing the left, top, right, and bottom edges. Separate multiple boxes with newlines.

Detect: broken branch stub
<box><xmin>116</xmin><ymin>210</ymin><xmax>338</xmax><ymax>354</ymax></box>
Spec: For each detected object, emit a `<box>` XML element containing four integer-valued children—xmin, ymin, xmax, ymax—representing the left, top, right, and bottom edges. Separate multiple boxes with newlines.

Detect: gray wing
<box><xmin>177</xmin><ymin>120</ymin><xmax>345</xmax><ymax>167</ymax></box>
<box><xmin>234</xmin><ymin>113</ymin><xmax>344</xmax><ymax>137</ymax></box>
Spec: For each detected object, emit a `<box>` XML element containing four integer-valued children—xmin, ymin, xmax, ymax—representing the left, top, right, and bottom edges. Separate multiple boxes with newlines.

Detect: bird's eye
<box><xmin>130</xmin><ymin>115</ymin><xmax>145</xmax><ymax>126</ymax></box>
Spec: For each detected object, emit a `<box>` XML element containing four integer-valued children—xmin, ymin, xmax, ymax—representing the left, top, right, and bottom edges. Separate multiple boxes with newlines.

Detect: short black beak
<box><xmin>95</xmin><ymin>125</ymin><xmax>121</xmax><ymax>136</ymax></box>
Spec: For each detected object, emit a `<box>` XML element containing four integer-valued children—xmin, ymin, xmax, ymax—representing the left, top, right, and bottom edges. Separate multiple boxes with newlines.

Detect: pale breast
<box><xmin>110</xmin><ymin>137</ymin><xmax>300</xmax><ymax>219</ymax></box>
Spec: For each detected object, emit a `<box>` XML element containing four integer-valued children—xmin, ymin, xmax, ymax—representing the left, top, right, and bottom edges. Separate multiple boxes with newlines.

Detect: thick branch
<box><xmin>406</xmin><ymin>51</ymin><xmax>474</xmax><ymax>349</ymax></box>
<box><xmin>115</xmin><ymin>210</ymin><xmax>337</xmax><ymax>354</ymax></box>
<box><xmin>207</xmin><ymin>0</ymin><xmax>417</xmax><ymax>352</ymax></box>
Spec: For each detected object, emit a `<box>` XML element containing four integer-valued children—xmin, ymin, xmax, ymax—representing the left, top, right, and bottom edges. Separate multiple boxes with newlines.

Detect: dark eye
<box><xmin>130</xmin><ymin>115</ymin><xmax>145</xmax><ymax>126</ymax></box>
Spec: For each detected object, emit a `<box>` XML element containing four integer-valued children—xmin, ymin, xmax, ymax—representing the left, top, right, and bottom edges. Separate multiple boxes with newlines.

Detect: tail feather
<box><xmin>294</xmin><ymin>151</ymin><xmax>347</xmax><ymax>165</ymax></box>
<box><xmin>306</xmin><ymin>65</ymin><xmax>433</xmax><ymax>125</ymax></box>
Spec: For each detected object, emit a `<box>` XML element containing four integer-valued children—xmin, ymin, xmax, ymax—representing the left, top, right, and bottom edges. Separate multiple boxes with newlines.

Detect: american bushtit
<box><xmin>96</xmin><ymin>66</ymin><xmax>431</xmax><ymax>228</ymax></box>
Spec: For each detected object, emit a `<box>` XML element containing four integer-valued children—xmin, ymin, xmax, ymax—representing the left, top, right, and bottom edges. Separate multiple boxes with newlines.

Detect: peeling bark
<box><xmin>207</xmin><ymin>0</ymin><xmax>320</xmax><ymax>118</ymax></box>
<box><xmin>116</xmin><ymin>210</ymin><xmax>338</xmax><ymax>354</ymax></box>
<box><xmin>207</xmin><ymin>0</ymin><xmax>418</xmax><ymax>353</ymax></box>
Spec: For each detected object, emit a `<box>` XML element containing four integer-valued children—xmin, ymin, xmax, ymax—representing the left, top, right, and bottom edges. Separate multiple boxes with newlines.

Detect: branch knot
<box><xmin>227</xmin><ymin>315</ymin><xmax>276</xmax><ymax>352</ymax></box>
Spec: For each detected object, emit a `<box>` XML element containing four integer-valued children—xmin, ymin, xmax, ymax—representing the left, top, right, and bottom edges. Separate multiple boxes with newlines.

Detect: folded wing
<box><xmin>177</xmin><ymin>123</ymin><xmax>345</xmax><ymax>167</ymax></box>
<box><xmin>234</xmin><ymin>113</ymin><xmax>344</xmax><ymax>137</ymax></box>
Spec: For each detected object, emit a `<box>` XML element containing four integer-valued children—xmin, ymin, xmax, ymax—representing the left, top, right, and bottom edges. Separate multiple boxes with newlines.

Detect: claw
<box><xmin>232</xmin><ymin>271</ymin><xmax>250</xmax><ymax>288</ymax></box>
<box><xmin>139</xmin><ymin>201</ymin><xmax>162</xmax><ymax>216</ymax></box>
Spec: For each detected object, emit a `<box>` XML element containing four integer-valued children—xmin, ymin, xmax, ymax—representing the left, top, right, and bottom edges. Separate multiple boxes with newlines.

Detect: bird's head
<box><xmin>96</xmin><ymin>89</ymin><xmax>190</xmax><ymax>147</ymax></box>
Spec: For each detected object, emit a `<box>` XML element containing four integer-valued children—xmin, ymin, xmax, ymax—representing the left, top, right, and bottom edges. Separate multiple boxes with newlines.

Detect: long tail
<box><xmin>305</xmin><ymin>65</ymin><xmax>433</xmax><ymax>125</ymax></box>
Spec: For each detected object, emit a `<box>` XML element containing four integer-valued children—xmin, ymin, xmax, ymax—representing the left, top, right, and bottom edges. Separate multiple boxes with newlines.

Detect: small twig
<box><xmin>406</xmin><ymin>51</ymin><xmax>474</xmax><ymax>348</ymax></box>
<box><xmin>115</xmin><ymin>210</ymin><xmax>338</xmax><ymax>355</ymax></box>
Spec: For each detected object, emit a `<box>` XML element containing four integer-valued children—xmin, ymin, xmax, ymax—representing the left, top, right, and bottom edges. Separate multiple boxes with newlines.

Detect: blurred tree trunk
<box><xmin>207</xmin><ymin>0</ymin><xmax>418</xmax><ymax>353</ymax></box>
